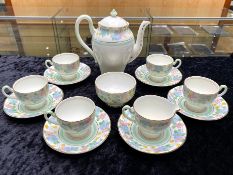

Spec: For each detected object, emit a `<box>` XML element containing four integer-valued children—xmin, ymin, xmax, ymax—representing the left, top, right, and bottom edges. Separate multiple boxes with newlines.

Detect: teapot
<box><xmin>75</xmin><ymin>9</ymin><xmax>150</xmax><ymax>73</ymax></box>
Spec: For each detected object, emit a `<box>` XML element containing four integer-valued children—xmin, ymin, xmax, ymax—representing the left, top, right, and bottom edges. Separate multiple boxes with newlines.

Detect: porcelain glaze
<box><xmin>2</xmin><ymin>75</ymin><xmax>49</xmax><ymax>110</ymax></box>
<box><xmin>45</xmin><ymin>53</ymin><xmax>80</xmax><ymax>80</ymax></box>
<box><xmin>122</xmin><ymin>95</ymin><xmax>179</xmax><ymax>139</ymax></box>
<box><xmin>75</xmin><ymin>9</ymin><xmax>150</xmax><ymax>73</ymax></box>
<box><xmin>183</xmin><ymin>76</ymin><xmax>227</xmax><ymax>113</ymax></box>
<box><xmin>43</xmin><ymin>106</ymin><xmax>111</xmax><ymax>154</ymax></box>
<box><xmin>44</xmin><ymin>63</ymin><xmax>91</xmax><ymax>85</ymax></box>
<box><xmin>3</xmin><ymin>84</ymin><xmax>63</xmax><ymax>118</ymax></box>
<box><xmin>146</xmin><ymin>54</ymin><xmax>182</xmax><ymax>82</ymax></box>
<box><xmin>135</xmin><ymin>65</ymin><xmax>182</xmax><ymax>87</ymax></box>
<box><xmin>118</xmin><ymin>112</ymin><xmax>187</xmax><ymax>154</ymax></box>
<box><xmin>44</xmin><ymin>96</ymin><xmax>95</xmax><ymax>139</ymax></box>
<box><xmin>167</xmin><ymin>85</ymin><xmax>229</xmax><ymax>121</ymax></box>
<box><xmin>95</xmin><ymin>72</ymin><xmax>136</xmax><ymax>107</ymax></box>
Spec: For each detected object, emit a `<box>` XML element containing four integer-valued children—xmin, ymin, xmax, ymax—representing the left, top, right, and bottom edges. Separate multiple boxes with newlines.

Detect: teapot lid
<box><xmin>98</xmin><ymin>9</ymin><xmax>129</xmax><ymax>29</ymax></box>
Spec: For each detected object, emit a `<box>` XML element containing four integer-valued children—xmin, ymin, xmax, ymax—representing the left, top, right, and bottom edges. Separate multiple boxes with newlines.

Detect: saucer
<box><xmin>135</xmin><ymin>64</ymin><xmax>182</xmax><ymax>87</ymax></box>
<box><xmin>44</xmin><ymin>63</ymin><xmax>91</xmax><ymax>85</ymax></box>
<box><xmin>43</xmin><ymin>106</ymin><xmax>111</xmax><ymax>154</ymax></box>
<box><xmin>118</xmin><ymin>112</ymin><xmax>187</xmax><ymax>154</ymax></box>
<box><xmin>167</xmin><ymin>86</ymin><xmax>229</xmax><ymax>121</ymax></box>
<box><xmin>3</xmin><ymin>84</ymin><xmax>63</xmax><ymax>119</ymax></box>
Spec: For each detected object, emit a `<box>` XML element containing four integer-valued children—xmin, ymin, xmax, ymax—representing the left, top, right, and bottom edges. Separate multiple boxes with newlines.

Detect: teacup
<box><xmin>44</xmin><ymin>96</ymin><xmax>95</xmax><ymax>139</ymax></box>
<box><xmin>2</xmin><ymin>75</ymin><xmax>49</xmax><ymax>110</ymax></box>
<box><xmin>122</xmin><ymin>95</ymin><xmax>179</xmax><ymax>139</ymax></box>
<box><xmin>146</xmin><ymin>54</ymin><xmax>182</xmax><ymax>82</ymax></box>
<box><xmin>183</xmin><ymin>76</ymin><xmax>228</xmax><ymax>113</ymax></box>
<box><xmin>95</xmin><ymin>72</ymin><xmax>136</xmax><ymax>108</ymax></box>
<box><xmin>45</xmin><ymin>53</ymin><xmax>80</xmax><ymax>80</ymax></box>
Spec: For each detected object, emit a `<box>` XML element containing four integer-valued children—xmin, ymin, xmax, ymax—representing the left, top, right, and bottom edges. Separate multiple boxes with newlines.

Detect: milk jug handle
<box><xmin>75</xmin><ymin>15</ymin><xmax>97</xmax><ymax>62</ymax></box>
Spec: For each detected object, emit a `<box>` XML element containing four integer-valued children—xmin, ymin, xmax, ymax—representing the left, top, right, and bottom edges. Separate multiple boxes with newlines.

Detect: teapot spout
<box><xmin>129</xmin><ymin>21</ymin><xmax>150</xmax><ymax>63</ymax></box>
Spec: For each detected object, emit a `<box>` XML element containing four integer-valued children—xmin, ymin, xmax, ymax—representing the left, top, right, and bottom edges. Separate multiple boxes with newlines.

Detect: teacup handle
<box><xmin>218</xmin><ymin>85</ymin><xmax>228</xmax><ymax>97</ymax></box>
<box><xmin>2</xmin><ymin>85</ymin><xmax>16</xmax><ymax>99</ymax></box>
<box><xmin>45</xmin><ymin>60</ymin><xmax>53</xmax><ymax>69</ymax></box>
<box><xmin>173</xmin><ymin>59</ymin><xmax>182</xmax><ymax>69</ymax></box>
<box><xmin>44</xmin><ymin>111</ymin><xmax>59</xmax><ymax>125</ymax></box>
<box><xmin>122</xmin><ymin>105</ymin><xmax>136</xmax><ymax>122</ymax></box>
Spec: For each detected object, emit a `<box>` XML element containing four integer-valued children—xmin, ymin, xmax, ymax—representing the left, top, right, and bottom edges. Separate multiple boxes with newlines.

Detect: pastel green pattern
<box><xmin>59</xmin><ymin>122</ymin><xmax>97</xmax><ymax>146</ymax></box>
<box><xmin>132</xmin><ymin>125</ymin><xmax>171</xmax><ymax>147</ymax></box>
<box><xmin>135</xmin><ymin>65</ymin><xmax>182</xmax><ymax>87</ymax></box>
<box><xmin>43</xmin><ymin>106</ymin><xmax>111</xmax><ymax>154</ymax></box>
<box><xmin>93</xmin><ymin>38</ymin><xmax>134</xmax><ymax>46</ymax></box>
<box><xmin>167</xmin><ymin>86</ymin><xmax>229</xmax><ymax>121</ymax></box>
<box><xmin>44</xmin><ymin>63</ymin><xmax>91</xmax><ymax>85</ymax></box>
<box><xmin>94</xmin><ymin>28</ymin><xmax>133</xmax><ymax>43</ymax></box>
<box><xmin>96</xmin><ymin>87</ymin><xmax>135</xmax><ymax>107</ymax></box>
<box><xmin>3</xmin><ymin>84</ymin><xmax>63</xmax><ymax>118</ymax></box>
<box><xmin>118</xmin><ymin>112</ymin><xmax>187</xmax><ymax>154</ymax></box>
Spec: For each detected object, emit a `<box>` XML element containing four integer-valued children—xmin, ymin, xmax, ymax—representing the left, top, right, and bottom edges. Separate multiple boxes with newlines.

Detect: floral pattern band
<box><xmin>135</xmin><ymin>65</ymin><xmax>182</xmax><ymax>87</ymax></box>
<box><xmin>44</xmin><ymin>63</ymin><xmax>91</xmax><ymax>85</ymax></box>
<box><xmin>3</xmin><ymin>84</ymin><xmax>63</xmax><ymax>118</ymax></box>
<box><xmin>118</xmin><ymin>112</ymin><xmax>187</xmax><ymax>154</ymax></box>
<box><xmin>167</xmin><ymin>86</ymin><xmax>229</xmax><ymax>121</ymax></box>
<box><xmin>43</xmin><ymin>106</ymin><xmax>111</xmax><ymax>154</ymax></box>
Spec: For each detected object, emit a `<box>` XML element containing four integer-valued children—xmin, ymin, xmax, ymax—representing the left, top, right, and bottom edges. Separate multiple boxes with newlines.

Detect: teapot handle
<box><xmin>75</xmin><ymin>15</ymin><xmax>97</xmax><ymax>62</ymax></box>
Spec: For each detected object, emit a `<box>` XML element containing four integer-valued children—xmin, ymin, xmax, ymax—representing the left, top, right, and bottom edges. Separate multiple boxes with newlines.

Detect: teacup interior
<box><xmin>185</xmin><ymin>76</ymin><xmax>219</xmax><ymax>94</ymax></box>
<box><xmin>134</xmin><ymin>95</ymin><xmax>176</xmax><ymax>120</ymax></box>
<box><xmin>56</xmin><ymin>97</ymin><xmax>95</xmax><ymax>122</ymax></box>
<box><xmin>95</xmin><ymin>72</ymin><xmax>136</xmax><ymax>93</ymax></box>
<box><xmin>53</xmin><ymin>53</ymin><xmax>79</xmax><ymax>64</ymax></box>
<box><xmin>147</xmin><ymin>54</ymin><xmax>173</xmax><ymax>66</ymax></box>
<box><xmin>14</xmin><ymin>75</ymin><xmax>47</xmax><ymax>93</ymax></box>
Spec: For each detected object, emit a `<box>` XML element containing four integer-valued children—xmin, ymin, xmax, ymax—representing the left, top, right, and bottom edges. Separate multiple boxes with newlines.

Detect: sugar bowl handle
<box><xmin>45</xmin><ymin>60</ymin><xmax>53</xmax><ymax>69</ymax></box>
<box><xmin>44</xmin><ymin>111</ymin><xmax>59</xmax><ymax>125</ymax></box>
<box><xmin>173</xmin><ymin>59</ymin><xmax>182</xmax><ymax>69</ymax></box>
<box><xmin>218</xmin><ymin>85</ymin><xmax>228</xmax><ymax>97</ymax></box>
<box><xmin>2</xmin><ymin>85</ymin><xmax>16</xmax><ymax>99</ymax></box>
<box><xmin>122</xmin><ymin>105</ymin><xmax>136</xmax><ymax>122</ymax></box>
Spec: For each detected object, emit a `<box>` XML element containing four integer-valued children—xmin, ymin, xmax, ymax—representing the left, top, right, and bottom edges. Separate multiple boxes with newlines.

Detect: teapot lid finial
<box><xmin>110</xmin><ymin>9</ymin><xmax>117</xmax><ymax>17</ymax></box>
<box><xmin>99</xmin><ymin>8</ymin><xmax>128</xmax><ymax>29</ymax></box>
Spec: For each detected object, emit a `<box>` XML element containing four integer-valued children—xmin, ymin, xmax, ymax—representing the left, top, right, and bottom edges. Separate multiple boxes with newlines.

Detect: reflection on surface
<box><xmin>9</xmin><ymin>0</ymin><xmax>227</xmax><ymax>17</ymax></box>
<box><xmin>0</xmin><ymin>3</ymin><xmax>232</xmax><ymax>57</ymax></box>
